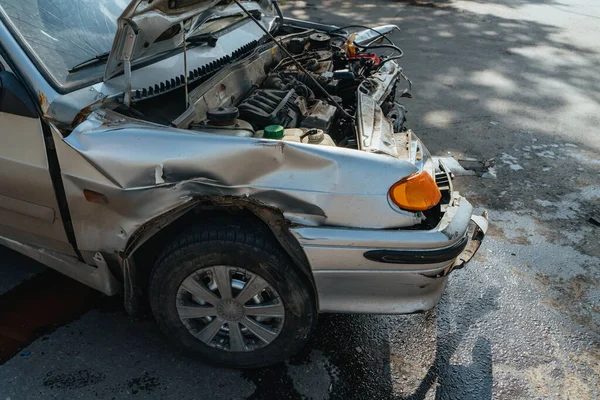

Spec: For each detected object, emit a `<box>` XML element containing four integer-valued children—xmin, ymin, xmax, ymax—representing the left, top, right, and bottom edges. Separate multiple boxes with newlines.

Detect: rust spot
<box><xmin>37</xmin><ymin>92</ymin><xmax>49</xmax><ymax>113</ymax></box>
<box><xmin>72</xmin><ymin>105</ymin><xmax>94</xmax><ymax>128</ymax></box>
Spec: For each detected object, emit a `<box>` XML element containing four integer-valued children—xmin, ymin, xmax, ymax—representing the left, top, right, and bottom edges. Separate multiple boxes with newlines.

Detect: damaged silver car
<box><xmin>0</xmin><ymin>0</ymin><xmax>488</xmax><ymax>367</ymax></box>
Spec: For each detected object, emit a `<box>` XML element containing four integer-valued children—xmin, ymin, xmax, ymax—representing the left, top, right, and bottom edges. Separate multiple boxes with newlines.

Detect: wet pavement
<box><xmin>1</xmin><ymin>0</ymin><xmax>599</xmax><ymax>399</ymax></box>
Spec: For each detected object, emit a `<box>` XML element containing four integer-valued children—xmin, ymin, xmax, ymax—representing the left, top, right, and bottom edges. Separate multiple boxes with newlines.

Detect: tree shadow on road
<box><xmin>289</xmin><ymin>286</ymin><xmax>499</xmax><ymax>400</ymax></box>
<box><xmin>400</xmin><ymin>287</ymin><xmax>499</xmax><ymax>400</ymax></box>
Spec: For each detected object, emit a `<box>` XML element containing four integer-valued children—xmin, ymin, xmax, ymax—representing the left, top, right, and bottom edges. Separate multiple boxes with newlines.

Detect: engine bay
<box><xmin>234</xmin><ymin>32</ymin><xmax>365</xmax><ymax>145</ymax></box>
<box><xmin>169</xmin><ymin>26</ymin><xmax>411</xmax><ymax>151</ymax></box>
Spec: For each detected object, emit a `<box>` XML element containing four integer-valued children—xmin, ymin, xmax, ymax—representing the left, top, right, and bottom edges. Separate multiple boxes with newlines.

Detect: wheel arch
<box><xmin>121</xmin><ymin>196</ymin><xmax>318</xmax><ymax>314</ymax></box>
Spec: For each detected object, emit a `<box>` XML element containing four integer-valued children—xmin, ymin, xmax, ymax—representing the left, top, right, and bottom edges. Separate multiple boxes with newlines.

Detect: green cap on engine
<box><xmin>264</xmin><ymin>125</ymin><xmax>285</xmax><ymax>139</ymax></box>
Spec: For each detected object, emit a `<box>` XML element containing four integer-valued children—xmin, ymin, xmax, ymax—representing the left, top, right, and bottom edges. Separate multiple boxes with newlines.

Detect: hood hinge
<box><xmin>121</xmin><ymin>20</ymin><xmax>140</xmax><ymax>107</ymax></box>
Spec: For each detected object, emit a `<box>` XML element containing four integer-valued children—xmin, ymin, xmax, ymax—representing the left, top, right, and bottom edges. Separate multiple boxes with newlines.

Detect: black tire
<box><xmin>148</xmin><ymin>219</ymin><xmax>317</xmax><ymax>368</ymax></box>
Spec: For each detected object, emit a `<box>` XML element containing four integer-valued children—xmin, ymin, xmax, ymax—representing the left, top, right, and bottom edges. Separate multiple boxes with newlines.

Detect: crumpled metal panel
<box><xmin>356</xmin><ymin>61</ymin><xmax>401</xmax><ymax>156</ymax></box>
<box><xmin>56</xmin><ymin>111</ymin><xmax>420</xmax><ymax>255</ymax></box>
<box><xmin>357</xmin><ymin>92</ymin><xmax>396</xmax><ymax>156</ymax></box>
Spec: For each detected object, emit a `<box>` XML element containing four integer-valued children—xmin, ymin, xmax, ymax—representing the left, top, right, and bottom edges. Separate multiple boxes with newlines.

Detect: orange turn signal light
<box><xmin>389</xmin><ymin>171</ymin><xmax>442</xmax><ymax>211</ymax></box>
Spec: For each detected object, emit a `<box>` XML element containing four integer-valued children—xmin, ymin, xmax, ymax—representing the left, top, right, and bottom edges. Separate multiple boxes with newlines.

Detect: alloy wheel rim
<box><xmin>176</xmin><ymin>266</ymin><xmax>285</xmax><ymax>352</ymax></box>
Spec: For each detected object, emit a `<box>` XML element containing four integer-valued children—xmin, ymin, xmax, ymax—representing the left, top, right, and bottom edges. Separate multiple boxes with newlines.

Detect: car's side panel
<box><xmin>49</xmin><ymin>123</ymin><xmax>194</xmax><ymax>264</ymax></box>
<box><xmin>0</xmin><ymin>235</ymin><xmax>119</xmax><ymax>295</ymax></box>
<box><xmin>0</xmin><ymin>112</ymin><xmax>76</xmax><ymax>256</ymax></box>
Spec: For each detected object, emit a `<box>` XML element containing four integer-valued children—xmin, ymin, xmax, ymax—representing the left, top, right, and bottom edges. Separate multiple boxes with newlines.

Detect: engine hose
<box><xmin>353</xmin><ymin>42</ymin><xmax>404</xmax><ymax>58</ymax></box>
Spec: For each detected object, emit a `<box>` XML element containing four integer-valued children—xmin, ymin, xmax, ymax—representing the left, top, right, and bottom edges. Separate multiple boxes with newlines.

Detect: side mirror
<box><xmin>0</xmin><ymin>71</ymin><xmax>39</xmax><ymax>118</ymax></box>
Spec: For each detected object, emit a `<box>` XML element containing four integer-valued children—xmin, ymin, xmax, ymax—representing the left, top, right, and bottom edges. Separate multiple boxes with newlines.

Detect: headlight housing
<box><xmin>389</xmin><ymin>171</ymin><xmax>441</xmax><ymax>211</ymax></box>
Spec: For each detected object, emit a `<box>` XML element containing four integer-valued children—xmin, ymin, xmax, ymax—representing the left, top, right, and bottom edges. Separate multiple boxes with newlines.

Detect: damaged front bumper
<box><xmin>291</xmin><ymin>194</ymin><xmax>489</xmax><ymax>314</ymax></box>
<box><xmin>439</xmin><ymin>210</ymin><xmax>488</xmax><ymax>277</ymax></box>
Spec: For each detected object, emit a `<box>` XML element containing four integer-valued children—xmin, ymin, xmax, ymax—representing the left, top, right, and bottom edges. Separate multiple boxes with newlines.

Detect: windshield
<box><xmin>0</xmin><ymin>0</ymin><xmax>127</xmax><ymax>89</ymax></box>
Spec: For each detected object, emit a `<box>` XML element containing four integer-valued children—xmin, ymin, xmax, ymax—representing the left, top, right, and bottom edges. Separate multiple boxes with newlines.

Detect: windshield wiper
<box><xmin>68</xmin><ymin>51</ymin><xmax>110</xmax><ymax>73</ymax></box>
<box><xmin>67</xmin><ymin>32</ymin><xmax>218</xmax><ymax>75</ymax></box>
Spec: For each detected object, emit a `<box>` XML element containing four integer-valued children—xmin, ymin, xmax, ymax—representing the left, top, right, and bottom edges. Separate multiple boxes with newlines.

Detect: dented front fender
<box><xmin>54</xmin><ymin>111</ymin><xmax>421</xmax><ymax>258</ymax></box>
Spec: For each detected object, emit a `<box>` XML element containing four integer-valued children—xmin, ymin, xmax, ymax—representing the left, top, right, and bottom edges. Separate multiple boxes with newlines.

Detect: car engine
<box><xmin>173</xmin><ymin>26</ymin><xmax>411</xmax><ymax>155</ymax></box>
<box><xmin>233</xmin><ymin>32</ymin><xmax>407</xmax><ymax>147</ymax></box>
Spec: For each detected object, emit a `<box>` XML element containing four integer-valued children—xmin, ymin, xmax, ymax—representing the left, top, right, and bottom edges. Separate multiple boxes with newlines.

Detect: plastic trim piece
<box><xmin>363</xmin><ymin>235</ymin><xmax>468</xmax><ymax>264</ymax></box>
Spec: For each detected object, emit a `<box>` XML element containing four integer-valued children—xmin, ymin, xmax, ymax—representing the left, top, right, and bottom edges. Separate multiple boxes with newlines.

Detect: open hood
<box><xmin>104</xmin><ymin>0</ymin><xmax>270</xmax><ymax>82</ymax></box>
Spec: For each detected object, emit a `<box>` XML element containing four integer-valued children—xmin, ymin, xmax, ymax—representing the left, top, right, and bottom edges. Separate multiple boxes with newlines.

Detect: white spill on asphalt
<box><xmin>500</xmin><ymin>153</ymin><xmax>524</xmax><ymax>171</ymax></box>
<box><xmin>536</xmin><ymin>150</ymin><xmax>556</xmax><ymax>158</ymax></box>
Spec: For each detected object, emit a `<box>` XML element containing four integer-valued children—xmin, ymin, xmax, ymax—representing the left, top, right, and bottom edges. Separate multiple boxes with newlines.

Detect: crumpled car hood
<box><xmin>104</xmin><ymin>0</ymin><xmax>267</xmax><ymax>81</ymax></box>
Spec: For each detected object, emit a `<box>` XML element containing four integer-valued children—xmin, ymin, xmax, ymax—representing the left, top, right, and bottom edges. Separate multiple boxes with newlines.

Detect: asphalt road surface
<box><xmin>1</xmin><ymin>0</ymin><xmax>599</xmax><ymax>399</ymax></box>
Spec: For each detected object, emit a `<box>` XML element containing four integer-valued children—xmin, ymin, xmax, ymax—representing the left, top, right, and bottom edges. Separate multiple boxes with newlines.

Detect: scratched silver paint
<box><xmin>0</xmin><ymin>0</ymin><xmax>487</xmax><ymax>314</ymax></box>
<box><xmin>53</xmin><ymin>100</ymin><xmax>485</xmax><ymax>311</ymax></box>
<box><xmin>58</xmin><ymin>109</ymin><xmax>420</xmax><ymax>247</ymax></box>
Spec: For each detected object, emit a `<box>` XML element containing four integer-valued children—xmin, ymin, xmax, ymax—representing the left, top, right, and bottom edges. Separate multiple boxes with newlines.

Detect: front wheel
<box><xmin>148</xmin><ymin>221</ymin><xmax>317</xmax><ymax>368</ymax></box>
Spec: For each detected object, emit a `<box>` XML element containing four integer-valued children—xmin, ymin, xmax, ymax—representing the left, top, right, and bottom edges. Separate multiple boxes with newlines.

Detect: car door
<box><xmin>0</xmin><ymin>58</ymin><xmax>77</xmax><ymax>257</ymax></box>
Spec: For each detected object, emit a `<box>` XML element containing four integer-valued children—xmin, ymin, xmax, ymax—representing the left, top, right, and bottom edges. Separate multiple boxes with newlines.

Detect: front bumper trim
<box><xmin>363</xmin><ymin>209</ymin><xmax>488</xmax><ymax>278</ymax></box>
<box><xmin>363</xmin><ymin>235</ymin><xmax>469</xmax><ymax>264</ymax></box>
